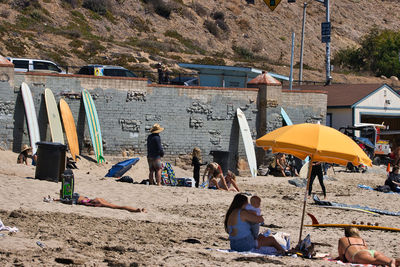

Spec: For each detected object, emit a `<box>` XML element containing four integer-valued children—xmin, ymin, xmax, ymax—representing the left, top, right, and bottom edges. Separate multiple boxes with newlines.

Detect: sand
<box><xmin>0</xmin><ymin>150</ymin><xmax>399</xmax><ymax>266</ymax></box>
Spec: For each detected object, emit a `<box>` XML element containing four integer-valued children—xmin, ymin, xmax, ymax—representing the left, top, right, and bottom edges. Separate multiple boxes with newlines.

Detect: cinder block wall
<box><xmin>0</xmin><ymin>66</ymin><xmax>327</xmax><ymax>171</ymax></box>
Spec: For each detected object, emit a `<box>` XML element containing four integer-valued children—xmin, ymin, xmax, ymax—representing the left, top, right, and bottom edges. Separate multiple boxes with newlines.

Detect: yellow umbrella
<box><xmin>256</xmin><ymin>123</ymin><xmax>372</xmax><ymax>243</ymax></box>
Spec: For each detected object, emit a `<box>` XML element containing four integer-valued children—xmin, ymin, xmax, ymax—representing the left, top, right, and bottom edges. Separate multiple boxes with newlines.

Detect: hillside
<box><xmin>0</xmin><ymin>0</ymin><xmax>400</xmax><ymax>85</ymax></box>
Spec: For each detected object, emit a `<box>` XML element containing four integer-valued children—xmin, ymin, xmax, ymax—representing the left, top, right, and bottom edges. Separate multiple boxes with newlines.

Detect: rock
<box><xmin>390</xmin><ymin>76</ymin><xmax>399</xmax><ymax>81</ymax></box>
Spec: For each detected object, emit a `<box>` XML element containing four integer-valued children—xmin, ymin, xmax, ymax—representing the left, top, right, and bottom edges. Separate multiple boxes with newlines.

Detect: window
<box><xmin>326</xmin><ymin>113</ymin><xmax>332</xmax><ymax>127</ymax></box>
<box><xmin>33</xmin><ymin>61</ymin><xmax>62</xmax><ymax>72</ymax></box>
<box><xmin>13</xmin><ymin>60</ymin><xmax>29</xmax><ymax>70</ymax></box>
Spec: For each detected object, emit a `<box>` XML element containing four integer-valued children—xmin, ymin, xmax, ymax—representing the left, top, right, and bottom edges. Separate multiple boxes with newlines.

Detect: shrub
<box><xmin>212</xmin><ymin>11</ymin><xmax>224</xmax><ymax>21</ymax></box>
<box><xmin>232</xmin><ymin>45</ymin><xmax>254</xmax><ymax>60</ymax></box>
<box><xmin>82</xmin><ymin>0</ymin><xmax>111</xmax><ymax>15</ymax></box>
<box><xmin>61</xmin><ymin>0</ymin><xmax>80</xmax><ymax>8</ymax></box>
<box><xmin>191</xmin><ymin>56</ymin><xmax>225</xmax><ymax>66</ymax></box>
<box><xmin>191</xmin><ymin>2</ymin><xmax>207</xmax><ymax>17</ymax></box>
<box><xmin>216</xmin><ymin>19</ymin><xmax>229</xmax><ymax>32</ymax></box>
<box><xmin>152</xmin><ymin>0</ymin><xmax>172</xmax><ymax>19</ymax></box>
<box><xmin>164</xmin><ymin>30</ymin><xmax>205</xmax><ymax>54</ymax></box>
<box><xmin>204</xmin><ymin>20</ymin><xmax>219</xmax><ymax>37</ymax></box>
<box><xmin>0</xmin><ymin>9</ymin><xmax>10</xmax><ymax>18</ymax></box>
<box><xmin>11</xmin><ymin>0</ymin><xmax>41</xmax><ymax>9</ymax></box>
<box><xmin>237</xmin><ymin>18</ymin><xmax>250</xmax><ymax>31</ymax></box>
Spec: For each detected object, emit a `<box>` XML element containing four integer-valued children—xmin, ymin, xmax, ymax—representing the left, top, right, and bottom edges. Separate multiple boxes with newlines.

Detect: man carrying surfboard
<box><xmin>147</xmin><ymin>123</ymin><xmax>164</xmax><ymax>186</ymax></box>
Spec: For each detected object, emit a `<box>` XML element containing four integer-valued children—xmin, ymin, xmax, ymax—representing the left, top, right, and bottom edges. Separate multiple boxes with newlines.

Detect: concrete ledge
<box><xmin>282</xmin><ymin>89</ymin><xmax>327</xmax><ymax>94</ymax></box>
<box><xmin>21</xmin><ymin>72</ymin><xmax>148</xmax><ymax>81</ymax></box>
<box><xmin>148</xmin><ymin>84</ymin><xmax>259</xmax><ymax>92</ymax></box>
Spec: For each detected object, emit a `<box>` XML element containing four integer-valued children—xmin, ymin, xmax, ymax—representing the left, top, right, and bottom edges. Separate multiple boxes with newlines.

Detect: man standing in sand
<box><xmin>147</xmin><ymin>123</ymin><xmax>164</xmax><ymax>186</ymax></box>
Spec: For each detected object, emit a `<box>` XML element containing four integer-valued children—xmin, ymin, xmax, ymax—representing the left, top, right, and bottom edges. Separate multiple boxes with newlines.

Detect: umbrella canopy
<box><xmin>256</xmin><ymin>123</ymin><xmax>372</xmax><ymax>167</ymax></box>
<box><xmin>256</xmin><ymin>123</ymin><xmax>372</xmax><ymax>244</ymax></box>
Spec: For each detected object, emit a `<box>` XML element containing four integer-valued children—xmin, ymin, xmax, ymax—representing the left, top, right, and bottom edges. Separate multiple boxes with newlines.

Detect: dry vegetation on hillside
<box><xmin>0</xmin><ymin>0</ymin><xmax>399</xmax><ymax>84</ymax></box>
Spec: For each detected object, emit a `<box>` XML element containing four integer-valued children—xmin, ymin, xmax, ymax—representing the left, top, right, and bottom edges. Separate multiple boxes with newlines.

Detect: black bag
<box><xmin>375</xmin><ymin>185</ymin><xmax>391</xmax><ymax>193</ymax></box>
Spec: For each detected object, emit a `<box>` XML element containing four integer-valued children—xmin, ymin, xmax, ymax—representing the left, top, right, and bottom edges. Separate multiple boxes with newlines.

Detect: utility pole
<box><xmin>298</xmin><ymin>2</ymin><xmax>307</xmax><ymax>85</ymax></box>
<box><xmin>315</xmin><ymin>0</ymin><xmax>331</xmax><ymax>85</ymax></box>
<box><xmin>289</xmin><ymin>32</ymin><xmax>295</xmax><ymax>90</ymax></box>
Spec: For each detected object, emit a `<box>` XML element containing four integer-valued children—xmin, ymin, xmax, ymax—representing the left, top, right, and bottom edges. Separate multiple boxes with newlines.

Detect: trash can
<box><xmin>35</xmin><ymin>141</ymin><xmax>67</xmax><ymax>182</ymax></box>
<box><xmin>210</xmin><ymin>150</ymin><xmax>230</xmax><ymax>175</ymax></box>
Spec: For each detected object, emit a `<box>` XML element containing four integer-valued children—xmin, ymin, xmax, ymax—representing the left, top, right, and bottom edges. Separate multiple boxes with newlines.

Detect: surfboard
<box><xmin>281</xmin><ymin>107</ymin><xmax>293</xmax><ymax>126</ymax></box>
<box><xmin>59</xmin><ymin>99</ymin><xmax>79</xmax><ymax>161</ymax></box>
<box><xmin>44</xmin><ymin>88</ymin><xmax>64</xmax><ymax>144</ymax></box>
<box><xmin>82</xmin><ymin>89</ymin><xmax>105</xmax><ymax>163</ymax></box>
<box><xmin>315</xmin><ymin>206</ymin><xmax>380</xmax><ymax>216</ymax></box>
<box><xmin>237</xmin><ymin>108</ymin><xmax>257</xmax><ymax>177</ymax></box>
<box><xmin>299</xmin><ymin>161</ymin><xmax>310</xmax><ymax>178</ymax></box>
<box><xmin>305</xmin><ymin>213</ymin><xmax>400</xmax><ymax>232</ymax></box>
<box><xmin>21</xmin><ymin>82</ymin><xmax>40</xmax><ymax>155</ymax></box>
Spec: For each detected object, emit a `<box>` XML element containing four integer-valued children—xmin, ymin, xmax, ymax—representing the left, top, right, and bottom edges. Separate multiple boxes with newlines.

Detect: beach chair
<box><xmin>164</xmin><ymin>162</ymin><xmax>178</xmax><ymax>186</ymax></box>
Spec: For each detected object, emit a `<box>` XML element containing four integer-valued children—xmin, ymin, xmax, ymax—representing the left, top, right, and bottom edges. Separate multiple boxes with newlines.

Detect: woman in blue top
<box><xmin>224</xmin><ymin>194</ymin><xmax>285</xmax><ymax>253</ymax></box>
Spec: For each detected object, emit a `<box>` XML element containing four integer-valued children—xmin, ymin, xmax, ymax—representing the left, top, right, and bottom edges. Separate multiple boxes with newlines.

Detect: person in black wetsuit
<box><xmin>385</xmin><ymin>166</ymin><xmax>400</xmax><ymax>192</ymax></box>
<box><xmin>191</xmin><ymin>147</ymin><xmax>207</xmax><ymax>188</ymax></box>
<box><xmin>308</xmin><ymin>162</ymin><xmax>327</xmax><ymax>199</ymax></box>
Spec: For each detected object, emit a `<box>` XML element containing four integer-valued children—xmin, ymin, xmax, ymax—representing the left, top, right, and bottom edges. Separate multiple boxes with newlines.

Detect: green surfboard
<box><xmin>82</xmin><ymin>89</ymin><xmax>105</xmax><ymax>163</ymax></box>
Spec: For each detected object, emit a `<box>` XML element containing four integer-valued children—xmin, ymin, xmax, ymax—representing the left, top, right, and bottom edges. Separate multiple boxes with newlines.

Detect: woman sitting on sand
<box><xmin>224</xmin><ymin>171</ymin><xmax>240</xmax><ymax>192</ymax></box>
<box><xmin>224</xmin><ymin>193</ymin><xmax>285</xmax><ymax>253</ymax></box>
<box><xmin>338</xmin><ymin>227</ymin><xmax>398</xmax><ymax>266</ymax></box>
<box><xmin>49</xmin><ymin>193</ymin><xmax>146</xmax><ymax>213</ymax></box>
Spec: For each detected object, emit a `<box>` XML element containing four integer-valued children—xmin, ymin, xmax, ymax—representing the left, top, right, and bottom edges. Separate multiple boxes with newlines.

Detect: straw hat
<box><xmin>150</xmin><ymin>123</ymin><xmax>164</xmax><ymax>133</ymax></box>
<box><xmin>21</xmin><ymin>144</ymin><xmax>31</xmax><ymax>153</ymax></box>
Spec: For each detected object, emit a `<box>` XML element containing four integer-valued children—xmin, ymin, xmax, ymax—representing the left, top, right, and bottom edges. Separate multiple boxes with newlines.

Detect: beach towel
<box><xmin>323</xmin><ymin>258</ymin><xmax>375</xmax><ymax>266</ymax></box>
<box><xmin>313</xmin><ymin>195</ymin><xmax>400</xmax><ymax>216</ymax></box>
<box><xmin>0</xmin><ymin>219</ymin><xmax>18</xmax><ymax>232</ymax></box>
<box><xmin>161</xmin><ymin>168</ymin><xmax>170</xmax><ymax>185</ymax></box>
<box><xmin>212</xmin><ymin>230</ymin><xmax>290</xmax><ymax>256</ymax></box>
<box><xmin>105</xmin><ymin>158</ymin><xmax>139</xmax><ymax>177</ymax></box>
<box><xmin>358</xmin><ymin>184</ymin><xmax>400</xmax><ymax>194</ymax></box>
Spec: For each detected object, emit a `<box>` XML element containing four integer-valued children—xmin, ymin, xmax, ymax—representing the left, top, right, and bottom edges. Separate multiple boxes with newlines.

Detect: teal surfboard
<box><xmin>82</xmin><ymin>89</ymin><xmax>105</xmax><ymax>163</ymax></box>
<box><xmin>281</xmin><ymin>107</ymin><xmax>293</xmax><ymax>126</ymax></box>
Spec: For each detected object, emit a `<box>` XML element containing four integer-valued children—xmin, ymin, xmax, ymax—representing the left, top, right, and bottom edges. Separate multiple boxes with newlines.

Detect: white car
<box><xmin>6</xmin><ymin>57</ymin><xmax>65</xmax><ymax>74</ymax></box>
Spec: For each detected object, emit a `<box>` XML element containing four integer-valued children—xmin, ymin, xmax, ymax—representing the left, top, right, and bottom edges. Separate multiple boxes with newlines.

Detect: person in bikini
<box><xmin>338</xmin><ymin>227</ymin><xmax>399</xmax><ymax>266</ymax></box>
<box><xmin>202</xmin><ymin>162</ymin><xmax>227</xmax><ymax>190</ymax></box>
<box><xmin>49</xmin><ymin>193</ymin><xmax>146</xmax><ymax>213</ymax></box>
<box><xmin>223</xmin><ymin>171</ymin><xmax>240</xmax><ymax>192</ymax></box>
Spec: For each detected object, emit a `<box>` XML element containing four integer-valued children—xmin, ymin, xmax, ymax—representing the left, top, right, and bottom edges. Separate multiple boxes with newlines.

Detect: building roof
<box><xmin>248</xmin><ymin>72</ymin><xmax>281</xmax><ymax>86</ymax></box>
<box><xmin>178</xmin><ymin>63</ymin><xmax>289</xmax><ymax>80</ymax></box>
<box><xmin>283</xmin><ymin>83</ymin><xmax>386</xmax><ymax>107</ymax></box>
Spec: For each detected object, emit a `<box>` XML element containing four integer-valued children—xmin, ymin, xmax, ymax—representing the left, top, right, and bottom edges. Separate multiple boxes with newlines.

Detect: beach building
<box><xmin>284</xmin><ymin>83</ymin><xmax>400</xmax><ymax>132</ymax></box>
<box><xmin>178</xmin><ymin>63</ymin><xmax>288</xmax><ymax>88</ymax></box>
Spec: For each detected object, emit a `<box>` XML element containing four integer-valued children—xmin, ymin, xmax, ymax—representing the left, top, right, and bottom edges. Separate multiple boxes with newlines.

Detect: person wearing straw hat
<box><xmin>147</xmin><ymin>123</ymin><xmax>165</xmax><ymax>186</ymax></box>
<box><xmin>17</xmin><ymin>144</ymin><xmax>31</xmax><ymax>165</ymax></box>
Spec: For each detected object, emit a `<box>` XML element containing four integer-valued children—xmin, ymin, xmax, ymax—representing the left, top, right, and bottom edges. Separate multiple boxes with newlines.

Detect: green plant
<box><xmin>191</xmin><ymin>2</ymin><xmax>207</xmax><ymax>17</ymax></box>
<box><xmin>69</xmin><ymin>39</ymin><xmax>84</xmax><ymax>48</ymax></box>
<box><xmin>82</xmin><ymin>0</ymin><xmax>111</xmax><ymax>15</ymax></box>
<box><xmin>279</xmin><ymin>36</ymin><xmax>286</xmax><ymax>41</ymax></box>
<box><xmin>237</xmin><ymin>18</ymin><xmax>250</xmax><ymax>31</ymax></box>
<box><xmin>191</xmin><ymin>57</ymin><xmax>225</xmax><ymax>66</ymax></box>
<box><xmin>164</xmin><ymin>30</ymin><xmax>205</xmax><ymax>54</ymax></box>
<box><xmin>232</xmin><ymin>45</ymin><xmax>254</xmax><ymax>60</ymax></box>
<box><xmin>204</xmin><ymin>20</ymin><xmax>218</xmax><ymax>37</ymax></box>
<box><xmin>61</xmin><ymin>0</ymin><xmax>81</xmax><ymax>8</ymax></box>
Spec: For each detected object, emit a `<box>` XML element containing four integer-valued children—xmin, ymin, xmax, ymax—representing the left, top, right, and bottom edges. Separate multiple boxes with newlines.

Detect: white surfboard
<box><xmin>299</xmin><ymin>161</ymin><xmax>310</xmax><ymax>178</ymax></box>
<box><xmin>237</xmin><ymin>108</ymin><xmax>257</xmax><ymax>177</ymax></box>
<box><xmin>21</xmin><ymin>82</ymin><xmax>40</xmax><ymax>155</ymax></box>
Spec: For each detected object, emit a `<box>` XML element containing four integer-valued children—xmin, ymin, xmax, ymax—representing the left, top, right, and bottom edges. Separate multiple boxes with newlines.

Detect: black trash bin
<box><xmin>210</xmin><ymin>150</ymin><xmax>230</xmax><ymax>175</ymax></box>
<box><xmin>35</xmin><ymin>141</ymin><xmax>67</xmax><ymax>182</ymax></box>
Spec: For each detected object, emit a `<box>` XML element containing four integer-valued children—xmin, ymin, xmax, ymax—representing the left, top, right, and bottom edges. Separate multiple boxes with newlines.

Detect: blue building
<box><xmin>178</xmin><ymin>63</ymin><xmax>288</xmax><ymax>88</ymax></box>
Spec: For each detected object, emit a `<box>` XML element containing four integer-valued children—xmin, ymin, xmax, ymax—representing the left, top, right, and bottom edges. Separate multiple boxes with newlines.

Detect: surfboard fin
<box><xmin>307</xmin><ymin>213</ymin><xmax>319</xmax><ymax>225</ymax></box>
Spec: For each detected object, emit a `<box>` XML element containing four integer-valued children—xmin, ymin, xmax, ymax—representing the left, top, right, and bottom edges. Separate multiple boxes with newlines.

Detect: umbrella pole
<box><xmin>298</xmin><ymin>157</ymin><xmax>314</xmax><ymax>244</ymax></box>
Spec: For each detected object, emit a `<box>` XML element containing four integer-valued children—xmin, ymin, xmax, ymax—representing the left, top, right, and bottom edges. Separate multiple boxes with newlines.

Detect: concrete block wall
<box><xmin>0</xmin><ymin>65</ymin><xmax>328</xmax><ymax>171</ymax></box>
<box><xmin>6</xmin><ymin>71</ymin><xmax>259</xmax><ymax>170</ymax></box>
<box><xmin>281</xmin><ymin>89</ymin><xmax>328</xmax><ymax>125</ymax></box>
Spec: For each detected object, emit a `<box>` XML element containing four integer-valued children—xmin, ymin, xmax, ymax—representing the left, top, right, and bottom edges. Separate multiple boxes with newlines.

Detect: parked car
<box><xmin>77</xmin><ymin>65</ymin><xmax>137</xmax><ymax>78</ymax></box>
<box><xmin>170</xmin><ymin>76</ymin><xmax>199</xmax><ymax>86</ymax></box>
<box><xmin>6</xmin><ymin>57</ymin><xmax>64</xmax><ymax>73</ymax></box>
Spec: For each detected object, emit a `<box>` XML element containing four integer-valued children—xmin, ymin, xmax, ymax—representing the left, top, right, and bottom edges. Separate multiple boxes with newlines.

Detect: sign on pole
<box><xmin>321</xmin><ymin>22</ymin><xmax>331</xmax><ymax>43</ymax></box>
<box><xmin>263</xmin><ymin>0</ymin><xmax>282</xmax><ymax>11</ymax></box>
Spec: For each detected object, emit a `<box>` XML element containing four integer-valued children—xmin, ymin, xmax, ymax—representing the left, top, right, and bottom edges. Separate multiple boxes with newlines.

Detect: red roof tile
<box><xmin>248</xmin><ymin>72</ymin><xmax>281</xmax><ymax>86</ymax></box>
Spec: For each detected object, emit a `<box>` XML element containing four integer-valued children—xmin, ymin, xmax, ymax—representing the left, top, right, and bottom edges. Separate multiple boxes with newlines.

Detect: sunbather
<box><xmin>50</xmin><ymin>194</ymin><xmax>146</xmax><ymax>213</ymax></box>
<box><xmin>385</xmin><ymin>166</ymin><xmax>400</xmax><ymax>192</ymax></box>
<box><xmin>224</xmin><ymin>193</ymin><xmax>285</xmax><ymax>253</ymax></box>
<box><xmin>224</xmin><ymin>171</ymin><xmax>240</xmax><ymax>192</ymax></box>
<box><xmin>338</xmin><ymin>227</ymin><xmax>398</xmax><ymax>266</ymax></box>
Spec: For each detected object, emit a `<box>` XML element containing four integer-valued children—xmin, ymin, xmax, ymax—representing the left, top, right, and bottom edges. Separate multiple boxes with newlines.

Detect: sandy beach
<box><xmin>0</xmin><ymin>150</ymin><xmax>399</xmax><ymax>266</ymax></box>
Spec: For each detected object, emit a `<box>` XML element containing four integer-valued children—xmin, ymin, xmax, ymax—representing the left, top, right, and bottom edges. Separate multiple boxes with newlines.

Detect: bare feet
<box><xmin>141</xmin><ymin>208</ymin><xmax>147</xmax><ymax>213</ymax></box>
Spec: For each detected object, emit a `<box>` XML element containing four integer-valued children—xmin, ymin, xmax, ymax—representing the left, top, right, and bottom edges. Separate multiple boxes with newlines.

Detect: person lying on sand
<box><xmin>47</xmin><ymin>194</ymin><xmax>146</xmax><ymax>213</ymax></box>
<box><xmin>224</xmin><ymin>193</ymin><xmax>285</xmax><ymax>254</ymax></box>
<box><xmin>338</xmin><ymin>227</ymin><xmax>399</xmax><ymax>266</ymax></box>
